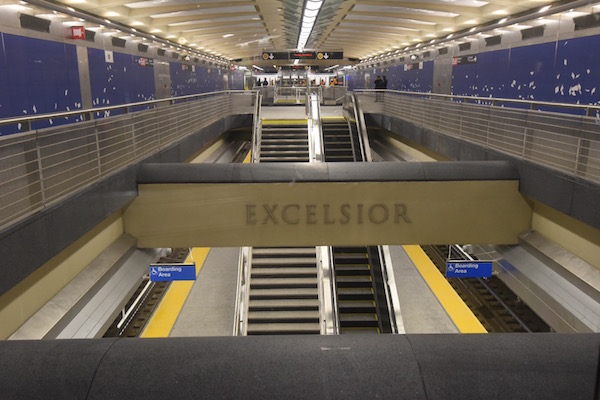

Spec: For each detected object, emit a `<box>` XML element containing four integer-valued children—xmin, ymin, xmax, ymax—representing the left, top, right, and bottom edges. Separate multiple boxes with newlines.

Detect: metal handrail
<box><xmin>0</xmin><ymin>90</ymin><xmax>256</xmax><ymax>232</ymax></box>
<box><xmin>0</xmin><ymin>90</ymin><xmax>254</xmax><ymax>130</ymax></box>
<box><xmin>251</xmin><ymin>91</ymin><xmax>263</xmax><ymax>163</ymax></box>
<box><xmin>233</xmin><ymin>246</ymin><xmax>252</xmax><ymax>336</ymax></box>
<box><xmin>353</xmin><ymin>92</ymin><xmax>373</xmax><ymax>162</ymax></box>
<box><xmin>308</xmin><ymin>93</ymin><xmax>324</xmax><ymax>163</ymax></box>
<box><xmin>327</xmin><ymin>246</ymin><xmax>340</xmax><ymax>335</ymax></box>
<box><xmin>355</xmin><ymin>89</ymin><xmax>600</xmax><ymax>115</ymax></box>
<box><xmin>354</xmin><ymin>90</ymin><xmax>600</xmax><ymax>184</ymax></box>
<box><xmin>377</xmin><ymin>246</ymin><xmax>405</xmax><ymax>334</ymax></box>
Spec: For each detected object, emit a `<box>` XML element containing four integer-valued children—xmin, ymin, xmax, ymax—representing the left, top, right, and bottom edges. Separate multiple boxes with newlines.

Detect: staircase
<box><xmin>246</xmin><ymin>247</ymin><xmax>321</xmax><ymax>335</ymax></box>
<box><xmin>259</xmin><ymin>123</ymin><xmax>309</xmax><ymax>162</ymax></box>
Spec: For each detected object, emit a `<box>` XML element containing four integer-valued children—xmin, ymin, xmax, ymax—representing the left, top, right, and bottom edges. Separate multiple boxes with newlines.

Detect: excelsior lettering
<box><xmin>245</xmin><ymin>203</ymin><xmax>411</xmax><ymax>225</ymax></box>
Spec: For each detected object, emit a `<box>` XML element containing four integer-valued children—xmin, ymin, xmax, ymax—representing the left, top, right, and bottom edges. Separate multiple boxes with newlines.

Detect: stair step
<box><xmin>250</xmin><ymin>288</ymin><xmax>319</xmax><ymax>299</ymax></box>
<box><xmin>247</xmin><ymin>323</ymin><xmax>320</xmax><ymax>335</ymax></box>
<box><xmin>253</xmin><ymin>248</ymin><xmax>316</xmax><ymax>257</ymax></box>
<box><xmin>250</xmin><ymin>277</ymin><xmax>318</xmax><ymax>288</ymax></box>
<box><xmin>251</xmin><ymin>267</ymin><xmax>317</xmax><ymax>277</ymax></box>
<box><xmin>249</xmin><ymin>299</ymin><xmax>319</xmax><ymax>311</ymax></box>
<box><xmin>248</xmin><ymin>311</ymin><xmax>319</xmax><ymax>323</ymax></box>
<box><xmin>252</xmin><ymin>257</ymin><xmax>317</xmax><ymax>266</ymax></box>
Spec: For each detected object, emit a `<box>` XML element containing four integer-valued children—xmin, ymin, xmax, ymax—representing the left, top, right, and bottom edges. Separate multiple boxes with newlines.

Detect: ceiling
<box><xmin>42</xmin><ymin>0</ymin><xmax>598</xmax><ymax>66</ymax></box>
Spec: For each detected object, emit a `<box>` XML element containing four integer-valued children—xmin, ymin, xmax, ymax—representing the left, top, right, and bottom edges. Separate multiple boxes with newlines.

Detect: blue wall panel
<box><xmin>555</xmin><ymin>36</ymin><xmax>600</xmax><ymax>108</ymax></box>
<box><xmin>170</xmin><ymin>63</ymin><xmax>225</xmax><ymax>96</ymax></box>
<box><xmin>386</xmin><ymin>61</ymin><xmax>434</xmax><ymax>92</ymax></box>
<box><xmin>506</xmin><ymin>42</ymin><xmax>556</xmax><ymax>102</ymax></box>
<box><xmin>88</xmin><ymin>49</ymin><xmax>155</xmax><ymax>117</ymax></box>
<box><xmin>0</xmin><ymin>34</ymin><xmax>82</xmax><ymax>135</ymax></box>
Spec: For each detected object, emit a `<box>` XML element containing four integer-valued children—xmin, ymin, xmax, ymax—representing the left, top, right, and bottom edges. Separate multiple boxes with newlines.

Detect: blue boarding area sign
<box><xmin>446</xmin><ymin>261</ymin><xmax>493</xmax><ymax>278</ymax></box>
<box><xmin>150</xmin><ymin>264</ymin><xmax>196</xmax><ymax>282</ymax></box>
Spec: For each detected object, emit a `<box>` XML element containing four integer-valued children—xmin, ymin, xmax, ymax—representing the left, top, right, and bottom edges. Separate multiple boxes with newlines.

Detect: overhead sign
<box><xmin>452</xmin><ymin>55</ymin><xmax>478</xmax><ymax>66</ymax></box>
<box><xmin>262</xmin><ymin>52</ymin><xmax>289</xmax><ymax>60</ymax></box>
<box><xmin>446</xmin><ymin>261</ymin><xmax>493</xmax><ymax>278</ymax></box>
<box><xmin>260</xmin><ymin>51</ymin><xmax>344</xmax><ymax>61</ymax></box>
<box><xmin>290</xmin><ymin>51</ymin><xmax>343</xmax><ymax>60</ymax></box>
<box><xmin>150</xmin><ymin>264</ymin><xmax>196</xmax><ymax>282</ymax></box>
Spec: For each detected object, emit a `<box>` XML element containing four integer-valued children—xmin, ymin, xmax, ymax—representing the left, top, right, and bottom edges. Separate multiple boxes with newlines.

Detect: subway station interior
<box><xmin>1</xmin><ymin>0</ymin><xmax>600</xmax><ymax>398</ymax></box>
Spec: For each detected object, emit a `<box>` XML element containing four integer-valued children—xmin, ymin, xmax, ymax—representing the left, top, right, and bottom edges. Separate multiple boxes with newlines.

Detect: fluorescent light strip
<box><xmin>296</xmin><ymin>0</ymin><xmax>324</xmax><ymax>51</ymax></box>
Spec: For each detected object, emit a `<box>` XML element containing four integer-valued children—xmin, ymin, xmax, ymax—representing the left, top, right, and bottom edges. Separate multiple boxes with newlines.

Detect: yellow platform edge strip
<box><xmin>141</xmin><ymin>247</ymin><xmax>210</xmax><ymax>338</ymax></box>
<box><xmin>403</xmin><ymin>245</ymin><xmax>487</xmax><ymax>334</ymax></box>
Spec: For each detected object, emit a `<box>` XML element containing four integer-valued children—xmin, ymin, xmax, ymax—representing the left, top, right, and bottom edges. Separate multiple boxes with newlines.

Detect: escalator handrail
<box><xmin>251</xmin><ymin>91</ymin><xmax>263</xmax><ymax>163</ymax></box>
<box><xmin>377</xmin><ymin>246</ymin><xmax>404</xmax><ymax>334</ymax></box>
<box><xmin>349</xmin><ymin>92</ymin><xmax>373</xmax><ymax>162</ymax></box>
<box><xmin>309</xmin><ymin>93</ymin><xmax>325</xmax><ymax>163</ymax></box>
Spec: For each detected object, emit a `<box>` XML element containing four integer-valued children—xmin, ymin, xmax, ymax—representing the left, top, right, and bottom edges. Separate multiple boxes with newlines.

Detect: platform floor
<box><xmin>167</xmin><ymin>245</ymin><xmax>458</xmax><ymax>337</ymax></box>
<box><xmin>261</xmin><ymin>105</ymin><xmax>343</xmax><ymax>120</ymax></box>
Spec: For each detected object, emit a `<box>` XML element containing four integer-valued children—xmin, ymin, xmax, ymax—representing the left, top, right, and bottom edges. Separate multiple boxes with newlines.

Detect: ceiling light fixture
<box><xmin>297</xmin><ymin>0</ymin><xmax>323</xmax><ymax>51</ymax></box>
<box><xmin>539</xmin><ymin>5</ymin><xmax>551</xmax><ymax>13</ymax></box>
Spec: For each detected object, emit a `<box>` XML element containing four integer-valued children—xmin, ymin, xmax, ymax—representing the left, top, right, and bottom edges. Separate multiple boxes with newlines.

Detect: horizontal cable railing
<box><xmin>0</xmin><ymin>90</ymin><xmax>256</xmax><ymax>232</ymax></box>
<box><xmin>355</xmin><ymin>90</ymin><xmax>600</xmax><ymax>185</ymax></box>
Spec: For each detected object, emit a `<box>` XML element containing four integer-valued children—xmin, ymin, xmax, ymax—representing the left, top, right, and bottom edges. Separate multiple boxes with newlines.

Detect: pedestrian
<box><xmin>374</xmin><ymin>75</ymin><xmax>383</xmax><ymax>101</ymax></box>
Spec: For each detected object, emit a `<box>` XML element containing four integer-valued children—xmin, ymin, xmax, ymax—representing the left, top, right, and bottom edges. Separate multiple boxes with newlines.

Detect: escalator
<box><xmin>322</xmin><ymin>117</ymin><xmax>393</xmax><ymax>334</ymax></box>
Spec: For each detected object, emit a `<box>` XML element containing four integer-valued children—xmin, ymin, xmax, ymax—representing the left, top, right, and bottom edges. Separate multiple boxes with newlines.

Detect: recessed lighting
<box><xmin>539</xmin><ymin>5</ymin><xmax>551</xmax><ymax>13</ymax></box>
<box><xmin>105</xmin><ymin>11</ymin><xmax>119</xmax><ymax>17</ymax></box>
<box><xmin>493</xmin><ymin>9</ymin><xmax>507</xmax><ymax>15</ymax></box>
<box><xmin>223</xmin><ymin>33</ymin><xmax>234</xmax><ymax>38</ymax></box>
<box><xmin>499</xmin><ymin>18</ymin><xmax>508</xmax><ymax>24</ymax></box>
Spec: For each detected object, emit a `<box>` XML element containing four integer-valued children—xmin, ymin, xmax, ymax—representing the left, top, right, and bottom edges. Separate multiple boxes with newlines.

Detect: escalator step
<box><xmin>336</xmin><ymin>276</ymin><xmax>372</xmax><ymax>288</ymax></box>
<box><xmin>340</xmin><ymin>314</ymin><xmax>378</xmax><ymax>323</ymax></box>
<box><xmin>333</xmin><ymin>247</ymin><xmax>369</xmax><ymax>254</ymax></box>
<box><xmin>340</xmin><ymin>327</ymin><xmax>380</xmax><ymax>334</ymax></box>
<box><xmin>338</xmin><ymin>301</ymin><xmax>376</xmax><ymax>313</ymax></box>
<box><xmin>337</xmin><ymin>288</ymin><xmax>375</xmax><ymax>301</ymax></box>
<box><xmin>334</xmin><ymin>265</ymin><xmax>371</xmax><ymax>276</ymax></box>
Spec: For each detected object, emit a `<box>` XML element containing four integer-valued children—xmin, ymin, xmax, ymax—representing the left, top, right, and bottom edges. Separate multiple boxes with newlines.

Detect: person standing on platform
<box><xmin>374</xmin><ymin>75</ymin><xmax>383</xmax><ymax>101</ymax></box>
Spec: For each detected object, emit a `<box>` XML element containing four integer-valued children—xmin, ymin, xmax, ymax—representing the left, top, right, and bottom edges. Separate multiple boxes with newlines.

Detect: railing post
<box><xmin>575</xmin><ymin>137</ymin><xmax>590</xmax><ymax>178</ymax></box>
<box><xmin>34</xmin><ymin>133</ymin><xmax>47</xmax><ymax>208</ymax></box>
<box><xmin>94</xmin><ymin>122</ymin><xmax>103</xmax><ymax>178</ymax></box>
